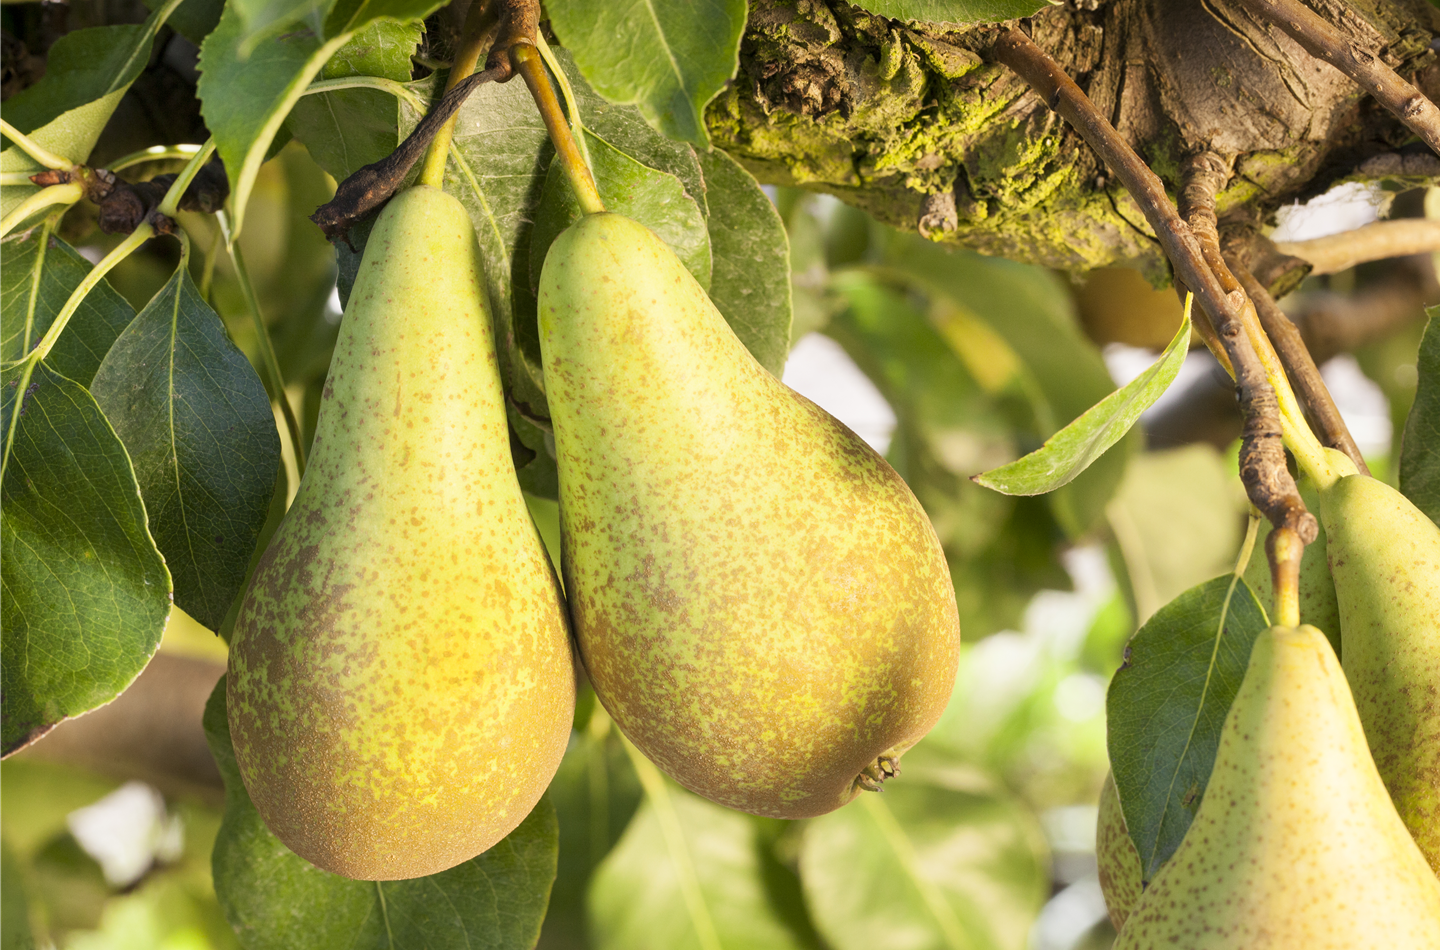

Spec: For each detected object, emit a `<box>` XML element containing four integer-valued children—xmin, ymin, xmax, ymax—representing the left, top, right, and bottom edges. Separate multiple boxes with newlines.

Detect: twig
<box><xmin>0</xmin><ymin>118</ymin><xmax>71</xmax><ymax>169</ymax></box>
<box><xmin>990</xmin><ymin>29</ymin><xmax>1319</xmax><ymax>550</ymax></box>
<box><xmin>1231</xmin><ymin>259</ymin><xmax>1370</xmax><ymax>474</ymax></box>
<box><xmin>511</xmin><ymin>42</ymin><xmax>604</xmax><ymax>216</ymax></box>
<box><xmin>1275</xmin><ymin>219</ymin><xmax>1440</xmax><ymax>275</ymax></box>
<box><xmin>0</xmin><ymin>183</ymin><xmax>83</xmax><ymax>240</ymax></box>
<box><xmin>1238</xmin><ymin>0</ymin><xmax>1440</xmax><ymax>155</ymax></box>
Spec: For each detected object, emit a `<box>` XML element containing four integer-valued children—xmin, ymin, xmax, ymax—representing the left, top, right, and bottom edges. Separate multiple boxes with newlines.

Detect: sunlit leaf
<box><xmin>204</xmin><ymin>680</ymin><xmax>560</xmax><ymax>949</ymax></box>
<box><xmin>1399</xmin><ymin>308</ymin><xmax>1440</xmax><ymax>526</ymax></box>
<box><xmin>975</xmin><ymin>300</ymin><xmax>1191</xmax><ymax>495</ymax></box>
<box><xmin>1</xmin><ymin>363</ymin><xmax>171</xmax><ymax>755</ymax></box>
<box><xmin>800</xmin><ymin>749</ymin><xmax>1050</xmax><ymax>950</ymax></box>
<box><xmin>1106</xmin><ymin>574</ymin><xmax>1269</xmax><ymax>883</ymax></box>
<box><xmin>546</xmin><ymin>0</ymin><xmax>746</xmax><ymax>146</ymax></box>
<box><xmin>848</xmin><ymin>1</ymin><xmax>1054</xmax><ymax>25</ymax></box>
<box><xmin>90</xmin><ymin>265</ymin><xmax>280</xmax><ymax>632</ymax></box>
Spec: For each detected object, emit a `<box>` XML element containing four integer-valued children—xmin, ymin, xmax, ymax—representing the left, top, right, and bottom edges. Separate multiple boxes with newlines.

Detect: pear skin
<box><xmin>1318</xmin><ymin>452</ymin><xmax>1440</xmax><ymax>872</ymax></box>
<box><xmin>537</xmin><ymin>213</ymin><xmax>960</xmax><ymax>819</ymax></box>
<box><xmin>1096</xmin><ymin>771</ymin><xmax>1142</xmax><ymax>930</ymax></box>
<box><xmin>228</xmin><ymin>186</ymin><xmax>575</xmax><ymax>880</ymax></box>
<box><xmin>1115</xmin><ymin>626</ymin><xmax>1440</xmax><ymax>949</ymax></box>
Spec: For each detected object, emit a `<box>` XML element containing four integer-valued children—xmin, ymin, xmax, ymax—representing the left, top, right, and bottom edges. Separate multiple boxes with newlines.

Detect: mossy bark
<box><xmin>708</xmin><ymin>0</ymin><xmax>1440</xmax><ymax>280</ymax></box>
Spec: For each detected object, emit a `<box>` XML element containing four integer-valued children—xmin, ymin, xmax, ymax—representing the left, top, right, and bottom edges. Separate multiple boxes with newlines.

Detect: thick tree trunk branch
<box><xmin>1239</xmin><ymin>0</ymin><xmax>1440</xmax><ymax>155</ymax></box>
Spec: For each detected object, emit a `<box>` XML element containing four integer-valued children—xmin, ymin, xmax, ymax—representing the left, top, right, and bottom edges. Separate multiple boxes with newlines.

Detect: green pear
<box><xmin>1096</xmin><ymin>771</ymin><xmax>1142</xmax><ymax>930</ymax></box>
<box><xmin>1316</xmin><ymin>447</ymin><xmax>1440</xmax><ymax>873</ymax></box>
<box><xmin>228</xmin><ymin>185</ymin><xmax>575</xmax><ymax>881</ymax></box>
<box><xmin>1242</xmin><ymin>477</ymin><xmax>1341</xmax><ymax>655</ymax></box>
<box><xmin>1115</xmin><ymin>625</ymin><xmax>1440</xmax><ymax>948</ymax></box>
<box><xmin>537</xmin><ymin>212</ymin><xmax>960</xmax><ymax>819</ymax></box>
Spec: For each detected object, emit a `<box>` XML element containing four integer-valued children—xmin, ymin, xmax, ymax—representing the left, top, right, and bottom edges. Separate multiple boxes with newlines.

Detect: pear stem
<box><xmin>1267</xmin><ymin>526</ymin><xmax>1303</xmax><ymax>628</ymax></box>
<box><xmin>511</xmin><ymin>42</ymin><xmax>605</xmax><ymax>216</ymax></box>
<box><xmin>418</xmin><ymin>0</ymin><xmax>500</xmax><ymax>189</ymax></box>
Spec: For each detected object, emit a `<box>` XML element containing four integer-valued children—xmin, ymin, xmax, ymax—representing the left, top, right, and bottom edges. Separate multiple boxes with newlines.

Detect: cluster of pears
<box><xmin>227</xmin><ymin>182</ymin><xmax>961</xmax><ymax>878</ymax></box>
<box><xmin>1099</xmin><ymin>447</ymin><xmax>1440</xmax><ymax>945</ymax></box>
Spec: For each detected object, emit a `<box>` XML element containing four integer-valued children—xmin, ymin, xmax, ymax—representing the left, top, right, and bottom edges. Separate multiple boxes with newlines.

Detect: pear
<box><xmin>536</xmin><ymin>212</ymin><xmax>960</xmax><ymax>819</ymax></box>
<box><xmin>228</xmin><ymin>185</ymin><xmax>575</xmax><ymax>881</ymax></box>
<box><xmin>1316</xmin><ymin>447</ymin><xmax>1440</xmax><ymax>872</ymax></box>
<box><xmin>1242</xmin><ymin>477</ymin><xmax>1341</xmax><ymax>655</ymax></box>
<box><xmin>1096</xmin><ymin>771</ymin><xmax>1142</xmax><ymax>930</ymax></box>
<box><xmin>1114</xmin><ymin>625</ymin><xmax>1440</xmax><ymax>949</ymax></box>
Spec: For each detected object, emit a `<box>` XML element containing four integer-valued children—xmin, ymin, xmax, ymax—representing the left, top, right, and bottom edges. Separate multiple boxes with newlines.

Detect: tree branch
<box><xmin>991</xmin><ymin>28</ymin><xmax>1317</xmax><ymax>549</ymax></box>
<box><xmin>1275</xmin><ymin>219</ymin><xmax>1440</xmax><ymax>275</ymax></box>
<box><xmin>1238</xmin><ymin>0</ymin><xmax>1440</xmax><ymax>155</ymax></box>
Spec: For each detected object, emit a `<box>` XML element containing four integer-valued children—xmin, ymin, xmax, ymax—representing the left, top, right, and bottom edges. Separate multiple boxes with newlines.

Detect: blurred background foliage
<box><xmin>3</xmin><ymin>97</ymin><xmax>1436</xmax><ymax>950</ymax></box>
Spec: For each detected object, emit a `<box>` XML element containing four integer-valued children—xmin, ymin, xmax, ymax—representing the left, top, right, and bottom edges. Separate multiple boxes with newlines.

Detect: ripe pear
<box><xmin>536</xmin><ymin>212</ymin><xmax>960</xmax><ymax>819</ymax></box>
<box><xmin>1096</xmin><ymin>771</ymin><xmax>1142</xmax><ymax>930</ymax></box>
<box><xmin>1114</xmin><ymin>625</ymin><xmax>1440</xmax><ymax>948</ymax></box>
<box><xmin>1242</xmin><ymin>477</ymin><xmax>1341</xmax><ymax>655</ymax></box>
<box><xmin>228</xmin><ymin>185</ymin><xmax>575</xmax><ymax>881</ymax></box>
<box><xmin>1316</xmin><ymin>447</ymin><xmax>1440</xmax><ymax>873</ymax></box>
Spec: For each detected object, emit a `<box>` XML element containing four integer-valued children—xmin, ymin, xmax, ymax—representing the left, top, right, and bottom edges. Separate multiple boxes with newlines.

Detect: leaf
<box><xmin>588</xmin><ymin>780</ymin><xmax>808</xmax><ymax>950</ymax></box>
<box><xmin>541</xmin><ymin>720</ymin><xmax>645</xmax><ymax>948</ymax></box>
<box><xmin>799</xmin><ymin>749</ymin><xmax>1050</xmax><ymax>950</ymax></box>
<box><xmin>847</xmin><ymin>1</ymin><xmax>1054</xmax><ymax>26</ymax></box>
<box><xmin>1</xmin><ymin>0</ymin><xmax>182</xmax><ymax>224</ymax></box>
<box><xmin>0</xmin><ymin>231</ymin><xmax>137</xmax><ymax>387</ymax></box>
<box><xmin>1106</xmin><ymin>445</ymin><xmax>1246</xmax><ymax>623</ymax></box>
<box><xmin>0</xmin><ymin>363</ymin><xmax>171</xmax><ymax>755</ymax></box>
<box><xmin>285</xmin><ymin>20</ymin><xmax>424</xmax><ymax>181</ymax></box>
<box><xmin>89</xmin><ymin>264</ymin><xmax>280</xmax><ymax>633</ymax></box>
<box><xmin>230</xmin><ymin>0</ymin><xmax>333</xmax><ymax>50</ymax></box>
<box><xmin>1</xmin><ymin>841</ymin><xmax>34</xmax><ymax>950</ymax></box>
<box><xmin>1106</xmin><ymin>574</ymin><xmax>1270</xmax><ymax>883</ymax></box>
<box><xmin>880</xmin><ymin>233</ymin><xmax>1131</xmax><ymax>537</ymax></box>
<box><xmin>203</xmin><ymin>679</ymin><xmax>560</xmax><ymax>950</ymax></box>
<box><xmin>546</xmin><ymin>0</ymin><xmax>747</xmax><ymax>146</ymax></box>
<box><xmin>529</xmin><ymin>132</ymin><xmax>712</xmax><ymax>294</ymax></box>
<box><xmin>1400</xmin><ymin>308</ymin><xmax>1440</xmax><ymax>527</ymax></box>
<box><xmin>197</xmin><ymin>6</ymin><xmax>358</xmax><ymax>237</ymax></box>
<box><xmin>142</xmin><ymin>0</ymin><xmax>226</xmax><ymax>46</ymax></box>
<box><xmin>695</xmin><ymin>148</ymin><xmax>792</xmax><ymax>378</ymax></box>
<box><xmin>975</xmin><ymin>300</ymin><xmax>1191</xmax><ymax>495</ymax></box>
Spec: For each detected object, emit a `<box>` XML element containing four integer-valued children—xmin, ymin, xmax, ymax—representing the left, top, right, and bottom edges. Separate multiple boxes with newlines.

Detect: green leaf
<box><xmin>1</xmin><ymin>0</ymin><xmax>183</xmax><ymax>224</ymax></box>
<box><xmin>880</xmin><ymin>233</ymin><xmax>1131</xmax><ymax>537</ymax></box>
<box><xmin>588</xmin><ymin>781</ymin><xmax>809</xmax><ymax>950</ymax></box>
<box><xmin>530</xmin><ymin>132</ymin><xmax>712</xmax><ymax>294</ymax></box>
<box><xmin>197</xmin><ymin>5</ymin><xmax>358</xmax><ymax>237</ymax></box>
<box><xmin>0</xmin><ymin>363</ymin><xmax>171</xmax><ymax>755</ymax></box>
<box><xmin>1106</xmin><ymin>574</ymin><xmax>1269</xmax><ymax>884</ymax></box>
<box><xmin>286</xmin><ymin>20</ymin><xmax>424</xmax><ymax>181</ymax></box>
<box><xmin>230</xmin><ymin>0</ymin><xmax>333</xmax><ymax>49</ymax></box>
<box><xmin>89</xmin><ymin>264</ymin><xmax>280</xmax><ymax>633</ymax></box>
<box><xmin>1400</xmin><ymin>308</ymin><xmax>1440</xmax><ymax>526</ymax></box>
<box><xmin>142</xmin><ymin>0</ymin><xmax>226</xmax><ymax>46</ymax></box>
<box><xmin>0</xmin><ymin>231</ymin><xmax>137</xmax><ymax>387</ymax></box>
<box><xmin>546</xmin><ymin>0</ymin><xmax>746</xmax><ymax>146</ymax></box>
<box><xmin>695</xmin><ymin>149</ymin><xmax>792</xmax><ymax>378</ymax></box>
<box><xmin>976</xmin><ymin>302</ymin><xmax>1191</xmax><ymax>495</ymax></box>
<box><xmin>541</xmin><ymin>721</ymin><xmax>645</xmax><ymax>948</ymax></box>
<box><xmin>799</xmin><ymin>749</ymin><xmax>1050</xmax><ymax>950</ymax></box>
<box><xmin>1</xmin><ymin>842</ymin><xmax>34</xmax><ymax>950</ymax></box>
<box><xmin>847</xmin><ymin>1</ymin><xmax>1054</xmax><ymax>26</ymax></box>
<box><xmin>1106</xmin><ymin>445</ymin><xmax>1247</xmax><ymax>623</ymax></box>
<box><xmin>203</xmin><ymin>679</ymin><xmax>560</xmax><ymax>949</ymax></box>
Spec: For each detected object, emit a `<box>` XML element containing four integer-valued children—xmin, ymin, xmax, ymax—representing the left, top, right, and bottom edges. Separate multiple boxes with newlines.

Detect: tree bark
<box><xmin>708</xmin><ymin>0</ymin><xmax>1440</xmax><ymax>281</ymax></box>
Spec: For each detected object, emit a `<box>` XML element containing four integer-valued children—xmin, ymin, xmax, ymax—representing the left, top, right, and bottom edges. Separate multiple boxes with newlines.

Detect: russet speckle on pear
<box><xmin>1114</xmin><ymin>625</ymin><xmax>1440</xmax><ymax>948</ymax></box>
<box><xmin>227</xmin><ymin>186</ymin><xmax>575</xmax><ymax>881</ymax></box>
<box><xmin>1096</xmin><ymin>771</ymin><xmax>1142</xmax><ymax>930</ymax></box>
<box><xmin>1317</xmin><ymin>448</ymin><xmax>1440</xmax><ymax>874</ymax></box>
<box><xmin>537</xmin><ymin>212</ymin><xmax>961</xmax><ymax>819</ymax></box>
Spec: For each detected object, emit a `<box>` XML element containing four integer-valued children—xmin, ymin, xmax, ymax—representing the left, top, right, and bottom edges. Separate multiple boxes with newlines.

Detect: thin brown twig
<box><xmin>1275</xmin><ymin>219</ymin><xmax>1440</xmax><ymax>275</ymax></box>
<box><xmin>991</xmin><ymin>28</ymin><xmax>1317</xmax><ymax>553</ymax></box>
<box><xmin>1231</xmin><ymin>259</ymin><xmax>1371</xmax><ymax>475</ymax></box>
<box><xmin>1238</xmin><ymin>0</ymin><xmax>1440</xmax><ymax>155</ymax></box>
